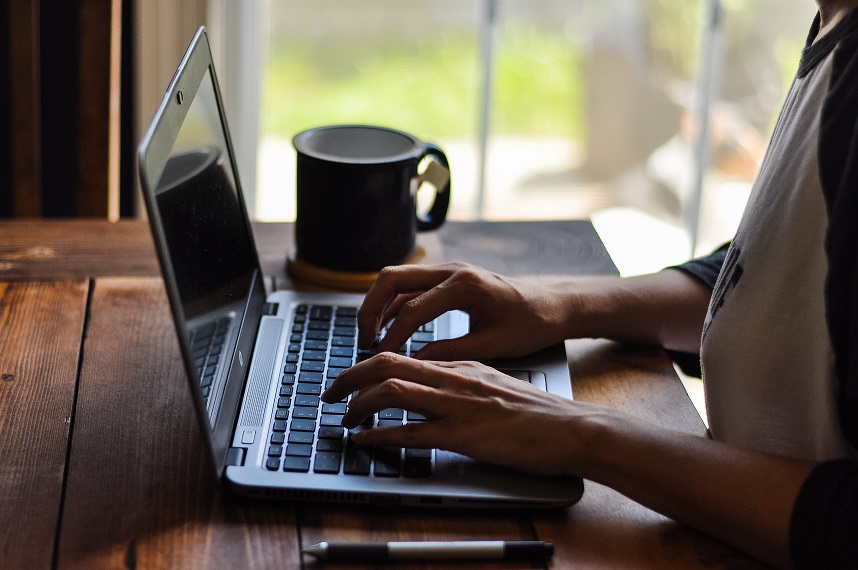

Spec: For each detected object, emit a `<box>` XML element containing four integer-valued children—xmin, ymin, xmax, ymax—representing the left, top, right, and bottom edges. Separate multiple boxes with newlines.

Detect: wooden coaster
<box><xmin>286</xmin><ymin>246</ymin><xmax>426</xmax><ymax>292</ymax></box>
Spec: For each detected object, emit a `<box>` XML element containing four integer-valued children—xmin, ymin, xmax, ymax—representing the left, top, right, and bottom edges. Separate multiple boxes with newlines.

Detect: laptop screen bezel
<box><xmin>137</xmin><ymin>27</ymin><xmax>267</xmax><ymax>481</ymax></box>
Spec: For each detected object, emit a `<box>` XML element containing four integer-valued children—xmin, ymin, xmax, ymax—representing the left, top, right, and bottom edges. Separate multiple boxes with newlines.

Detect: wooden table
<box><xmin>0</xmin><ymin>220</ymin><xmax>757</xmax><ymax>569</ymax></box>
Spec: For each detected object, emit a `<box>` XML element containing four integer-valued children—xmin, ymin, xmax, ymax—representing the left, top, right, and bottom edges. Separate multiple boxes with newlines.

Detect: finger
<box><xmin>358</xmin><ymin>265</ymin><xmax>454</xmax><ymax>348</ymax></box>
<box><xmin>350</xmin><ymin>421</ymin><xmax>442</xmax><ymax>450</ymax></box>
<box><xmin>377</xmin><ymin>281</ymin><xmax>469</xmax><ymax>354</ymax></box>
<box><xmin>342</xmin><ymin>378</ymin><xmax>440</xmax><ymax>428</ymax></box>
<box><xmin>379</xmin><ymin>293</ymin><xmax>419</xmax><ymax>330</ymax></box>
<box><xmin>321</xmin><ymin>352</ymin><xmax>450</xmax><ymax>403</ymax></box>
<box><xmin>412</xmin><ymin>333</ymin><xmax>496</xmax><ymax>362</ymax></box>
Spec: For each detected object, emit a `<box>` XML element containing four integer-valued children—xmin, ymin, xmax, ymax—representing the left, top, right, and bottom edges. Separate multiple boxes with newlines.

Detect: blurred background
<box><xmin>237</xmin><ymin>0</ymin><xmax>812</xmax><ymax>276</ymax></box>
<box><xmin>3</xmin><ymin>0</ymin><xmax>813</xmax><ymax>276</ymax></box>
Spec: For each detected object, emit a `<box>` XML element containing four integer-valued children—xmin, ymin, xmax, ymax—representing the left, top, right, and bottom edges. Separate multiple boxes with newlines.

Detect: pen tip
<box><xmin>302</xmin><ymin>542</ymin><xmax>327</xmax><ymax>557</ymax></box>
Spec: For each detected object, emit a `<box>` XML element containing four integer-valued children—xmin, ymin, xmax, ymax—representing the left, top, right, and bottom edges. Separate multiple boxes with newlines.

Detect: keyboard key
<box><xmin>333</xmin><ymin>327</ymin><xmax>355</xmax><ymax>337</ymax></box>
<box><xmin>318</xmin><ymin>426</ymin><xmax>344</xmax><ymax>439</ymax></box>
<box><xmin>285</xmin><ymin>353</ymin><xmax>299</xmax><ymax>364</ymax></box>
<box><xmin>270</xmin><ymin>432</ymin><xmax>285</xmax><ymax>444</ymax></box>
<box><xmin>378</xmin><ymin>408</ymin><xmax>403</xmax><ymax>420</ymax></box>
<box><xmin>330</xmin><ymin>346</ymin><xmax>353</xmax><ymax>358</ymax></box>
<box><xmin>286</xmin><ymin>443</ymin><xmax>313</xmax><ymax>457</ymax></box>
<box><xmin>295</xmin><ymin>394</ymin><xmax>320</xmax><ymax>407</ymax></box>
<box><xmin>405</xmin><ymin>448</ymin><xmax>432</xmax><ymax>460</ymax></box>
<box><xmin>268</xmin><ymin>444</ymin><xmax>283</xmax><ymax>457</ymax></box>
<box><xmin>327</xmin><ymin>367</ymin><xmax>347</xmax><ymax>379</ymax></box>
<box><xmin>322</xmin><ymin>402</ymin><xmax>347</xmax><ymax>414</ymax></box>
<box><xmin>291</xmin><ymin>419</ymin><xmax>316</xmax><ymax>432</ymax></box>
<box><xmin>316</xmin><ymin>438</ymin><xmax>343</xmax><ymax>452</ymax></box>
<box><xmin>313</xmin><ymin>451</ymin><xmax>341</xmax><ymax>474</ymax></box>
<box><xmin>407</xmin><ymin>411</ymin><xmax>427</xmax><ymax>421</ymax></box>
<box><xmin>310</xmin><ymin>305</ymin><xmax>333</xmax><ymax>320</ymax></box>
<box><xmin>283</xmin><ymin>363</ymin><xmax>298</xmax><ymax>374</ymax></box>
<box><xmin>378</xmin><ymin>419</ymin><xmax>402</xmax><ymax>427</ymax></box>
<box><xmin>301</xmin><ymin>361</ymin><xmax>325</xmax><ymax>373</ymax></box>
<box><xmin>290</xmin><ymin>334</ymin><xmax>303</xmax><ymax>343</ymax></box>
<box><xmin>331</xmin><ymin>336</ymin><xmax>354</xmax><ymax>347</ymax></box>
<box><xmin>281</xmin><ymin>374</ymin><xmax>296</xmax><ymax>385</ymax></box>
<box><xmin>265</xmin><ymin>458</ymin><xmax>280</xmax><ymax>471</ymax></box>
<box><xmin>320</xmin><ymin>414</ymin><xmax>345</xmax><ymax>426</ymax></box>
<box><xmin>292</xmin><ymin>406</ymin><xmax>318</xmax><ymax>420</ymax></box>
<box><xmin>306</xmin><ymin>330</ymin><xmax>329</xmax><ymax>341</ymax></box>
<box><xmin>404</xmin><ymin>453</ymin><xmax>432</xmax><ymax>478</ymax></box>
<box><xmin>295</xmin><ymin>304</ymin><xmax>308</xmax><ymax>314</ymax></box>
<box><xmin>272</xmin><ymin>420</ymin><xmax>287</xmax><ymax>432</ymax></box>
<box><xmin>299</xmin><ymin>372</ymin><xmax>323</xmax><ymax>383</ymax></box>
<box><xmin>334</xmin><ymin>317</ymin><xmax>357</xmax><ymax>328</ymax></box>
<box><xmin>336</xmin><ymin>306</ymin><xmax>357</xmax><ymax>317</ymax></box>
<box><xmin>303</xmin><ymin>350</ymin><xmax>327</xmax><ymax>361</ymax></box>
<box><xmin>296</xmin><ymin>383</ymin><xmax>321</xmax><ymax>395</ymax></box>
<box><xmin>288</xmin><ymin>431</ymin><xmax>314</xmax><ymax>444</ymax></box>
<box><xmin>304</xmin><ymin>340</ymin><xmax>328</xmax><ymax>351</ymax></box>
<box><xmin>328</xmin><ymin>356</ymin><xmax>352</xmax><ymax>368</ymax></box>
<box><xmin>277</xmin><ymin>396</ymin><xmax>291</xmax><ymax>408</ymax></box>
<box><xmin>283</xmin><ymin>456</ymin><xmax>310</xmax><ymax>472</ymax></box>
<box><xmin>374</xmin><ymin>446</ymin><xmax>402</xmax><ymax>477</ymax></box>
<box><xmin>274</xmin><ymin>409</ymin><xmax>289</xmax><ymax>420</ymax></box>
<box><xmin>343</xmin><ymin>444</ymin><xmax>372</xmax><ymax>475</ymax></box>
<box><xmin>307</xmin><ymin>321</ymin><xmax>330</xmax><ymax>331</ymax></box>
<box><xmin>279</xmin><ymin>386</ymin><xmax>293</xmax><ymax>397</ymax></box>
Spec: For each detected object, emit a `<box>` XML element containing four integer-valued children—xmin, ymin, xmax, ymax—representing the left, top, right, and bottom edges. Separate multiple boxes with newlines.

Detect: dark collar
<box><xmin>798</xmin><ymin>9</ymin><xmax>858</xmax><ymax>77</ymax></box>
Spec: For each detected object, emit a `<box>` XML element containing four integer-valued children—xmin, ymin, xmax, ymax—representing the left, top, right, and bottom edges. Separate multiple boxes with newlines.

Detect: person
<box><xmin>322</xmin><ymin>1</ymin><xmax>858</xmax><ymax>567</ymax></box>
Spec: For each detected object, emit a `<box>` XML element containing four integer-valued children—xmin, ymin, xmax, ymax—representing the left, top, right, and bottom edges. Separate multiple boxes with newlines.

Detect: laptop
<box><xmin>137</xmin><ymin>26</ymin><xmax>583</xmax><ymax>509</ymax></box>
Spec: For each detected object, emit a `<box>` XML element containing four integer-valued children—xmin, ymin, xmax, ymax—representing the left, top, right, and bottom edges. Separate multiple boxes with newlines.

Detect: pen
<box><xmin>302</xmin><ymin>540</ymin><xmax>553</xmax><ymax>562</ymax></box>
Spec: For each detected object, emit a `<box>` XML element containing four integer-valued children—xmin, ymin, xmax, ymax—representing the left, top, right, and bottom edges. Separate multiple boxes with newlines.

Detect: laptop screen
<box><xmin>149</xmin><ymin>67</ymin><xmax>258</xmax><ymax>427</ymax></box>
<box><xmin>154</xmin><ymin>68</ymin><xmax>256</xmax><ymax>319</ymax></box>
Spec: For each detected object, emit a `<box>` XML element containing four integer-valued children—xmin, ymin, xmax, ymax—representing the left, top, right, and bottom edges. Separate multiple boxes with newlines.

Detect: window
<box><xmin>213</xmin><ymin>0</ymin><xmax>812</xmax><ymax>274</ymax></box>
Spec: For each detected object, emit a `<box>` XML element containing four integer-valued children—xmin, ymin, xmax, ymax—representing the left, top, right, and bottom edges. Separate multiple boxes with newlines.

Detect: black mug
<box><xmin>292</xmin><ymin>124</ymin><xmax>451</xmax><ymax>272</ymax></box>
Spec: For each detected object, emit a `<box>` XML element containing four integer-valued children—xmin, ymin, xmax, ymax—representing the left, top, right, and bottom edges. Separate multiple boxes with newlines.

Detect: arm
<box><xmin>323</xmin><ymin>354</ymin><xmax>814</xmax><ymax>568</ymax></box>
<box><xmin>359</xmin><ymin>262</ymin><xmax>712</xmax><ymax>360</ymax></box>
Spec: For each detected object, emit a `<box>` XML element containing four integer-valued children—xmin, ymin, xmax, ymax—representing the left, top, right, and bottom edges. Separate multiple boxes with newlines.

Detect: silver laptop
<box><xmin>137</xmin><ymin>27</ymin><xmax>583</xmax><ymax>508</ymax></box>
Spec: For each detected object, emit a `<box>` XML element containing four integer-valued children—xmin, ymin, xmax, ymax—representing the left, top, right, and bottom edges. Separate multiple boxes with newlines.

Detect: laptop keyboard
<box><xmin>190</xmin><ymin>315</ymin><xmax>232</xmax><ymax>403</ymax></box>
<box><xmin>264</xmin><ymin>304</ymin><xmax>435</xmax><ymax>478</ymax></box>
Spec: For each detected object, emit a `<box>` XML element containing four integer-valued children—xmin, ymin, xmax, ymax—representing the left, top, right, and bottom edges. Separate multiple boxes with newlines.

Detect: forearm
<box><xmin>573</xmin><ymin>408</ymin><xmax>815</xmax><ymax>568</ymax></box>
<box><xmin>548</xmin><ymin>269</ymin><xmax>712</xmax><ymax>353</ymax></box>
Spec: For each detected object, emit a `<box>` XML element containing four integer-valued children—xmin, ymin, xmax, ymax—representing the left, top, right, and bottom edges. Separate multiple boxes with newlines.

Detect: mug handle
<box><xmin>415</xmin><ymin>143</ymin><xmax>451</xmax><ymax>231</ymax></box>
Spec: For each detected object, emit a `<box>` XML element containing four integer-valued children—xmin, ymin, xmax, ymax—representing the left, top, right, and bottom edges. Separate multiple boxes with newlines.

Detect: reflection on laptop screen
<box><xmin>151</xmin><ymin>68</ymin><xmax>256</xmax><ymax>427</ymax></box>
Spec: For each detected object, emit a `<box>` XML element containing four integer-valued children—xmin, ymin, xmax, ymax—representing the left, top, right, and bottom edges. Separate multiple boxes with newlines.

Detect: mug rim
<box><xmin>293</xmin><ymin>124</ymin><xmax>424</xmax><ymax>165</ymax></box>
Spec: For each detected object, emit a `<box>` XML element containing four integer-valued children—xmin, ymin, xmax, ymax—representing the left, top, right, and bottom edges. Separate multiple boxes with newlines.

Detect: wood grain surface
<box><xmin>56</xmin><ymin>278</ymin><xmax>301</xmax><ymax>569</ymax></box>
<box><xmin>0</xmin><ymin>280</ymin><xmax>88</xmax><ymax>568</ymax></box>
<box><xmin>0</xmin><ymin>220</ymin><xmax>762</xmax><ymax>569</ymax></box>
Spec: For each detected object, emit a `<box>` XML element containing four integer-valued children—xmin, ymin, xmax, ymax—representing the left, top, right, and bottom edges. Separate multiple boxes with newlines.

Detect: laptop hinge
<box><xmin>262</xmin><ymin>302</ymin><xmax>279</xmax><ymax>316</ymax></box>
<box><xmin>226</xmin><ymin>447</ymin><xmax>246</xmax><ymax>467</ymax></box>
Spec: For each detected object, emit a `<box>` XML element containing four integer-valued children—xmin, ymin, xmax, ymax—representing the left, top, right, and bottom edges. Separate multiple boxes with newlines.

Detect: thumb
<box><xmin>414</xmin><ymin>334</ymin><xmax>495</xmax><ymax>362</ymax></box>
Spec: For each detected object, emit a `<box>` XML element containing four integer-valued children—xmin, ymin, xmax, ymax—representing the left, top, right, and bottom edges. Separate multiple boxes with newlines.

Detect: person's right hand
<box><xmin>357</xmin><ymin>262</ymin><xmax>569</xmax><ymax>361</ymax></box>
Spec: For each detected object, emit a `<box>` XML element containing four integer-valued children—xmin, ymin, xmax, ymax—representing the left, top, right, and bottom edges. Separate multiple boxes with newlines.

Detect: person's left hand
<box><xmin>321</xmin><ymin>352</ymin><xmax>586</xmax><ymax>476</ymax></box>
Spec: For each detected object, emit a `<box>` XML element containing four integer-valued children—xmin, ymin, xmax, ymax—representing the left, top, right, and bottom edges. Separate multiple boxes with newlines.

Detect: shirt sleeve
<box><xmin>668</xmin><ymin>242</ymin><xmax>730</xmax><ymax>289</ymax></box>
<box><xmin>789</xmin><ymin>459</ymin><xmax>858</xmax><ymax>567</ymax></box>
<box><xmin>789</xmin><ymin>24</ymin><xmax>858</xmax><ymax>568</ymax></box>
<box><xmin>662</xmin><ymin>243</ymin><xmax>729</xmax><ymax>377</ymax></box>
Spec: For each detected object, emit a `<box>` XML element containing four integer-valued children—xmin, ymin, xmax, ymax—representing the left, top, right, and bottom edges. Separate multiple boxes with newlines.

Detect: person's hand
<box><xmin>358</xmin><ymin>262</ymin><xmax>569</xmax><ymax>361</ymax></box>
<box><xmin>322</xmin><ymin>352</ymin><xmax>585</xmax><ymax>476</ymax></box>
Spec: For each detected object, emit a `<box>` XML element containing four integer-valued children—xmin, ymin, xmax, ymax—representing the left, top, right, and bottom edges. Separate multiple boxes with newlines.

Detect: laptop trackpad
<box><xmin>500</xmin><ymin>369</ymin><xmax>547</xmax><ymax>392</ymax></box>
